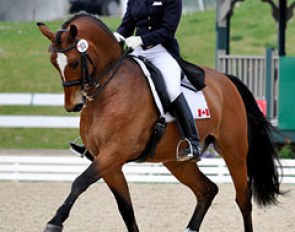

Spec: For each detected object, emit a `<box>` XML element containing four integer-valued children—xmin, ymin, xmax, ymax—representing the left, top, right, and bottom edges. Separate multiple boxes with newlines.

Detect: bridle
<box><xmin>50</xmin><ymin>40</ymin><xmax>130</xmax><ymax>101</ymax></box>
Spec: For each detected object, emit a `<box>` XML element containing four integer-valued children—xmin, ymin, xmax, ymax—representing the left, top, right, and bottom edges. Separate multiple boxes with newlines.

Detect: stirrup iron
<box><xmin>176</xmin><ymin>138</ymin><xmax>194</xmax><ymax>161</ymax></box>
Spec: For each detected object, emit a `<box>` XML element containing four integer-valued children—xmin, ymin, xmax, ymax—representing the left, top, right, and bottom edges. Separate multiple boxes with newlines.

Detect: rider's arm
<box><xmin>116</xmin><ymin>0</ymin><xmax>136</xmax><ymax>38</ymax></box>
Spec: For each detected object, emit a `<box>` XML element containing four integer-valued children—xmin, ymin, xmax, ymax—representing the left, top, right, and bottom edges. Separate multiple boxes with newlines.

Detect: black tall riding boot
<box><xmin>172</xmin><ymin>93</ymin><xmax>201</xmax><ymax>161</ymax></box>
<box><xmin>69</xmin><ymin>142</ymin><xmax>93</xmax><ymax>161</ymax></box>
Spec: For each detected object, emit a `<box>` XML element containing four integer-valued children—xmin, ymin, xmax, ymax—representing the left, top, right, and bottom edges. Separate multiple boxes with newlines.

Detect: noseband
<box><xmin>50</xmin><ymin>40</ymin><xmax>129</xmax><ymax>101</ymax></box>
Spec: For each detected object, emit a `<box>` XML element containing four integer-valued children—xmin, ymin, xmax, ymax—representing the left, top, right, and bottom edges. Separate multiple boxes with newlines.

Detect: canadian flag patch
<box><xmin>197</xmin><ymin>108</ymin><xmax>210</xmax><ymax>118</ymax></box>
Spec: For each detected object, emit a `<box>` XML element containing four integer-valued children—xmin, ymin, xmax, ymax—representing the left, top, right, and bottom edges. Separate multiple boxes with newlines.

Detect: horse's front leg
<box><xmin>103</xmin><ymin>169</ymin><xmax>139</xmax><ymax>232</ymax></box>
<box><xmin>43</xmin><ymin>154</ymin><xmax>113</xmax><ymax>232</ymax></box>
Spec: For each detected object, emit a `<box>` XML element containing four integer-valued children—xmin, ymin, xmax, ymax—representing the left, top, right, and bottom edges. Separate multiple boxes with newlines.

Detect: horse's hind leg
<box><xmin>164</xmin><ymin>161</ymin><xmax>218</xmax><ymax>232</ymax></box>
<box><xmin>103</xmin><ymin>170</ymin><xmax>139</xmax><ymax>232</ymax></box>
<box><xmin>218</xmin><ymin>142</ymin><xmax>253</xmax><ymax>232</ymax></box>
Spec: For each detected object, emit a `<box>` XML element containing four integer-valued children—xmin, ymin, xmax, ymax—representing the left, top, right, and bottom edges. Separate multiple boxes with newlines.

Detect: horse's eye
<box><xmin>69</xmin><ymin>61</ymin><xmax>79</xmax><ymax>69</ymax></box>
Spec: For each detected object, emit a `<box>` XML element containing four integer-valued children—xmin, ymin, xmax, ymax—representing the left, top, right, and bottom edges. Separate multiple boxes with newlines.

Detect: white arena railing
<box><xmin>0</xmin><ymin>155</ymin><xmax>294</xmax><ymax>184</ymax></box>
<box><xmin>0</xmin><ymin>93</ymin><xmax>79</xmax><ymax>128</ymax></box>
<box><xmin>0</xmin><ymin>115</ymin><xmax>79</xmax><ymax>128</ymax></box>
<box><xmin>0</xmin><ymin>93</ymin><xmax>64</xmax><ymax>106</ymax></box>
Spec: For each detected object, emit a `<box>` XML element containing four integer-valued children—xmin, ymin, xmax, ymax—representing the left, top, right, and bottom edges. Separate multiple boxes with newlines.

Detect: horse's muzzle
<box><xmin>66</xmin><ymin>102</ymin><xmax>84</xmax><ymax>112</ymax></box>
<box><xmin>73</xmin><ymin>102</ymin><xmax>84</xmax><ymax>112</ymax></box>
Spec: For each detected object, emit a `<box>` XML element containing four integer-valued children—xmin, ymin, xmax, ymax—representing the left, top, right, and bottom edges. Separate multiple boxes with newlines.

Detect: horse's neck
<box><xmin>74</xmin><ymin>19</ymin><xmax>122</xmax><ymax>69</ymax></box>
<box><xmin>89</xmin><ymin>26</ymin><xmax>121</xmax><ymax>67</ymax></box>
<box><xmin>89</xmin><ymin>58</ymin><xmax>154</xmax><ymax>112</ymax></box>
<box><xmin>94</xmin><ymin>41</ymin><xmax>122</xmax><ymax>72</ymax></box>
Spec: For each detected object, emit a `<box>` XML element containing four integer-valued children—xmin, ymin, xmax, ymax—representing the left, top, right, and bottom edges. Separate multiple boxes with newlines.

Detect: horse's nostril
<box><xmin>73</xmin><ymin>103</ymin><xmax>84</xmax><ymax>112</ymax></box>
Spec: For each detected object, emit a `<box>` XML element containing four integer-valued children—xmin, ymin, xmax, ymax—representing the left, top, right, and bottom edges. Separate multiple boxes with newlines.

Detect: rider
<box><xmin>71</xmin><ymin>0</ymin><xmax>201</xmax><ymax>161</ymax></box>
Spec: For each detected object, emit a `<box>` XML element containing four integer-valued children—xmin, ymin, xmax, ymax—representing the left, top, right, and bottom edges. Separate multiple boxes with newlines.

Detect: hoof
<box><xmin>43</xmin><ymin>223</ymin><xmax>63</xmax><ymax>232</ymax></box>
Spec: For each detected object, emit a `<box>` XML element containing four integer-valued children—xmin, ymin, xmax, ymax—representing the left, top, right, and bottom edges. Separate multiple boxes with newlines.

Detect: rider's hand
<box><xmin>113</xmin><ymin>32</ymin><xmax>125</xmax><ymax>42</ymax></box>
<box><xmin>125</xmin><ymin>36</ymin><xmax>143</xmax><ymax>49</ymax></box>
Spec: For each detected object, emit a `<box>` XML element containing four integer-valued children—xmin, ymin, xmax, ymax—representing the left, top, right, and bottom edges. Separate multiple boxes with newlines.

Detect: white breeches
<box><xmin>132</xmin><ymin>45</ymin><xmax>182</xmax><ymax>102</ymax></box>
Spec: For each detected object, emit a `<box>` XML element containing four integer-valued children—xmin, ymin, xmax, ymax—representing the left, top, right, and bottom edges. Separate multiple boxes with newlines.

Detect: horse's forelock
<box><xmin>55</xmin><ymin>30</ymin><xmax>67</xmax><ymax>46</ymax></box>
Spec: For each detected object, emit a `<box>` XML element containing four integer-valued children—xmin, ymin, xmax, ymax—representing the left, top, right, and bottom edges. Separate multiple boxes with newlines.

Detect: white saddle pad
<box><xmin>133</xmin><ymin>57</ymin><xmax>210</xmax><ymax>123</ymax></box>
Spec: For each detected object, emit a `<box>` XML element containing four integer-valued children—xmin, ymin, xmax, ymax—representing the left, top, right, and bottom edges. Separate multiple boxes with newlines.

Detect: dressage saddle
<box><xmin>133</xmin><ymin>55</ymin><xmax>206</xmax><ymax>114</ymax></box>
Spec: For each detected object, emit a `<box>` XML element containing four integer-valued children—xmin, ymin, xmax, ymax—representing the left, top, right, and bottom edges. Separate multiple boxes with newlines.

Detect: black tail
<box><xmin>226</xmin><ymin>74</ymin><xmax>281</xmax><ymax>206</ymax></box>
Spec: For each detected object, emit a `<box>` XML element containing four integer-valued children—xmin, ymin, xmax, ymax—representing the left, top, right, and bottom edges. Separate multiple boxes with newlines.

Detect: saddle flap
<box><xmin>130</xmin><ymin>55</ymin><xmax>172</xmax><ymax>114</ymax></box>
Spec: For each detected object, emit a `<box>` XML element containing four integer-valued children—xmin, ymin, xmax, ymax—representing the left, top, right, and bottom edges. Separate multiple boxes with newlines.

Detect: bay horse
<box><xmin>37</xmin><ymin>14</ymin><xmax>281</xmax><ymax>232</ymax></box>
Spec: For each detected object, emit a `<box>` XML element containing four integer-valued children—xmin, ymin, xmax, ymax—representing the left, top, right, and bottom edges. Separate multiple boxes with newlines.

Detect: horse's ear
<box><xmin>37</xmin><ymin>22</ymin><xmax>55</xmax><ymax>43</ymax></box>
<box><xmin>69</xmin><ymin>25</ymin><xmax>78</xmax><ymax>40</ymax></box>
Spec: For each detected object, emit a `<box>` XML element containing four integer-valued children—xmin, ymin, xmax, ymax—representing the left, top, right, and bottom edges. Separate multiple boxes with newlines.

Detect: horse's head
<box><xmin>37</xmin><ymin>14</ymin><xmax>122</xmax><ymax>112</ymax></box>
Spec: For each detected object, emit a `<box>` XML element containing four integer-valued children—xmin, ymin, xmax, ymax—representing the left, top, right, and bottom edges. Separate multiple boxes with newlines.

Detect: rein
<box><xmin>50</xmin><ymin>42</ymin><xmax>131</xmax><ymax>101</ymax></box>
<box><xmin>86</xmin><ymin>48</ymin><xmax>131</xmax><ymax>101</ymax></box>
